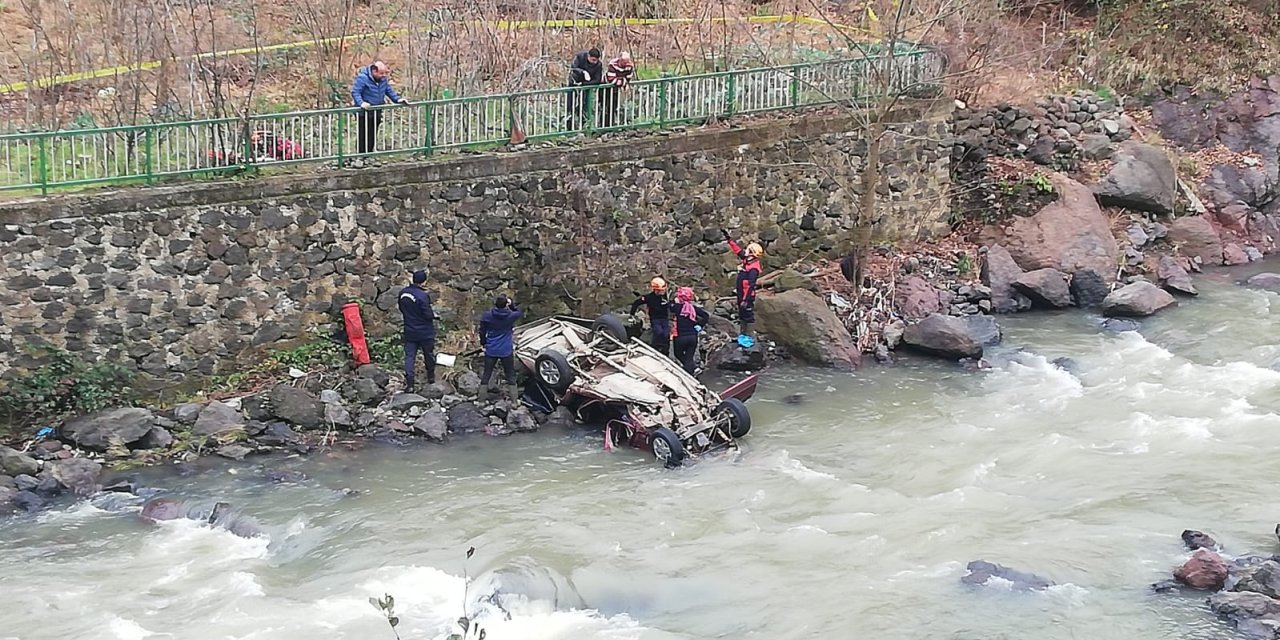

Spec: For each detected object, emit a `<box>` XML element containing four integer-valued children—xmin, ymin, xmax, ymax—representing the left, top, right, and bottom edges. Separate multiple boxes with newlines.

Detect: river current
<box><xmin>4</xmin><ymin>264</ymin><xmax>1280</xmax><ymax>640</ymax></box>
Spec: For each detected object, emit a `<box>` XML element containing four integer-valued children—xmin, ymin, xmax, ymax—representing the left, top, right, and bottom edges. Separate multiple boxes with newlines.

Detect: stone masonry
<box><xmin>0</xmin><ymin>101</ymin><xmax>951</xmax><ymax>386</ymax></box>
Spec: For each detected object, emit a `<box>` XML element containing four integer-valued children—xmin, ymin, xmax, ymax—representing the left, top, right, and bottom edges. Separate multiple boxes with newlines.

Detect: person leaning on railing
<box><xmin>565</xmin><ymin>47</ymin><xmax>604</xmax><ymax>130</ymax></box>
<box><xmin>600</xmin><ymin>52</ymin><xmax>635</xmax><ymax>128</ymax></box>
<box><xmin>350</xmin><ymin>60</ymin><xmax>408</xmax><ymax>165</ymax></box>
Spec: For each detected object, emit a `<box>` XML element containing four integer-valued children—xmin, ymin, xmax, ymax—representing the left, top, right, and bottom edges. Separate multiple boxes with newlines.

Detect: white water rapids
<box><xmin>4</xmin><ymin>264</ymin><xmax>1280</xmax><ymax>640</ymax></box>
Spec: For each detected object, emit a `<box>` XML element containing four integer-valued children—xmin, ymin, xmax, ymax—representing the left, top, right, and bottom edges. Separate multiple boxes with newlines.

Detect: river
<box><xmin>4</xmin><ymin>265</ymin><xmax>1280</xmax><ymax>640</ymax></box>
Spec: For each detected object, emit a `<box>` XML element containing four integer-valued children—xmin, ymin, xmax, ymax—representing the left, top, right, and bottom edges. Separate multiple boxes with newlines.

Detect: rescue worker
<box><xmin>721</xmin><ymin>229</ymin><xmax>763</xmax><ymax>339</ymax></box>
<box><xmin>398</xmin><ymin>270</ymin><xmax>436</xmax><ymax>389</ymax></box>
<box><xmin>629</xmin><ymin>277</ymin><xmax>672</xmax><ymax>356</ymax></box>
<box><xmin>668</xmin><ymin>286</ymin><xmax>710</xmax><ymax>376</ymax></box>
<box><xmin>478</xmin><ymin>295</ymin><xmax>525</xmax><ymax>401</ymax></box>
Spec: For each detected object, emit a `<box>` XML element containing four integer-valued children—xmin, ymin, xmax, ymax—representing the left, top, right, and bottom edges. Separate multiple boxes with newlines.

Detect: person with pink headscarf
<box><xmin>667</xmin><ymin>286</ymin><xmax>710</xmax><ymax>375</ymax></box>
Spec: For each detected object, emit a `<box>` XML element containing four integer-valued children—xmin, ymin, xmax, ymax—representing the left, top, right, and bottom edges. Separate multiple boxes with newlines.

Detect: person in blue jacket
<box><xmin>350</xmin><ymin>60</ymin><xmax>407</xmax><ymax>160</ymax></box>
<box><xmin>398</xmin><ymin>270</ymin><xmax>436</xmax><ymax>389</ymax></box>
<box><xmin>478</xmin><ymin>295</ymin><xmax>525</xmax><ymax>401</ymax></box>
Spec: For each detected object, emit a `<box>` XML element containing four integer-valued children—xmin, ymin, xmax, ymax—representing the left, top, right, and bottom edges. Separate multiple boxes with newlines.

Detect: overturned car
<box><xmin>514</xmin><ymin>314</ymin><xmax>758</xmax><ymax>466</ymax></box>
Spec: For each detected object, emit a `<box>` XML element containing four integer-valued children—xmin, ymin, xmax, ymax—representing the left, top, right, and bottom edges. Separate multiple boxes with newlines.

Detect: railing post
<box><xmin>144</xmin><ymin>127</ymin><xmax>155</xmax><ymax>183</ymax></box>
<box><xmin>240</xmin><ymin>118</ymin><xmax>252</xmax><ymax>173</ymax></box>
<box><xmin>336</xmin><ymin>109</ymin><xmax>346</xmax><ymax>168</ymax></box>
<box><xmin>725</xmin><ymin>71</ymin><xmax>737</xmax><ymax>118</ymax></box>
<box><xmin>423</xmin><ymin>101</ymin><xmax>434</xmax><ymax>156</ymax></box>
<box><xmin>37</xmin><ymin>135</ymin><xmax>49</xmax><ymax>195</ymax></box>
<box><xmin>584</xmin><ymin>88</ymin><xmax>596</xmax><ymax>135</ymax></box>
<box><xmin>658</xmin><ymin>75</ymin><xmax>670</xmax><ymax>127</ymax></box>
<box><xmin>789</xmin><ymin>67</ymin><xmax>800</xmax><ymax>108</ymax></box>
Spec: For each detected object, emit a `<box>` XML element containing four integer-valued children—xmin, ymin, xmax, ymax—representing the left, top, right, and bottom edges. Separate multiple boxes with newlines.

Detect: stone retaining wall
<box><xmin>0</xmin><ymin>102</ymin><xmax>951</xmax><ymax>384</ymax></box>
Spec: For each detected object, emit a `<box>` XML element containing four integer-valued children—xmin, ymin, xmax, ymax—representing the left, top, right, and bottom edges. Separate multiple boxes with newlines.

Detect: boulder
<box><xmin>1174</xmin><ymin>549</ymin><xmax>1229</xmax><ymax>590</ymax></box>
<box><xmin>446</xmin><ymin>403</ymin><xmax>489</xmax><ymax>434</ymax></box>
<box><xmin>241</xmin><ymin>394</ymin><xmax>272</xmax><ymax>421</ymax></box>
<box><xmin>1235</xmin><ymin>561</ymin><xmax>1280</xmax><ymax>598</ymax></box>
<box><xmin>505</xmin><ymin>407</ymin><xmax>539</xmax><ymax>434</ymax></box>
<box><xmin>960</xmin><ymin>560</ymin><xmax>1054</xmax><ymax>591</ymax></box>
<box><xmin>454</xmin><ymin>371</ymin><xmax>483</xmax><ymax>397</ymax></box>
<box><xmin>49</xmin><ymin>458</ymin><xmax>102</xmax><ymax>495</ymax></box>
<box><xmin>0</xmin><ymin>446</ymin><xmax>39</xmax><ymax>477</ymax></box>
<box><xmin>981</xmin><ymin>174</ymin><xmax>1120</xmax><ymax>280</ymax></box>
<box><xmin>901</xmin><ymin>314</ymin><xmax>984</xmax><ymax>360</ymax></box>
<box><xmin>257</xmin><ymin>422</ymin><xmax>302</xmax><ymax>447</ymax></box>
<box><xmin>0</xmin><ymin>487</ymin><xmax>15</xmax><ymax>515</ymax></box>
<box><xmin>1080</xmin><ymin>133</ymin><xmax>1113</xmax><ymax>160</ymax></box>
<box><xmin>1224</xmin><ymin>243</ymin><xmax>1251</xmax><ymax>266</ymax></box>
<box><xmin>1168</xmin><ymin>215</ymin><xmax>1224</xmax><ymax>265</ymax></box>
<box><xmin>1069</xmin><ymin>269</ymin><xmax>1111</xmax><ymax>308</ymax></box>
<box><xmin>345</xmin><ymin>377</ymin><xmax>384</xmax><ymax>406</ymax></box>
<box><xmin>1247</xmin><ymin>273</ymin><xmax>1280</xmax><ymax>293</ymax></box>
<box><xmin>769</xmin><ymin>269</ymin><xmax>818</xmax><ymax>293</ymax></box>
<box><xmin>319</xmin><ymin>390</ymin><xmax>342</xmax><ymax>404</ymax></box>
<box><xmin>355</xmin><ymin>364</ymin><xmax>392</xmax><ymax>389</ymax></box>
<box><xmin>981</xmin><ymin>245</ymin><xmax>1032</xmax><ymax>313</ymax></box>
<box><xmin>882</xmin><ymin>320</ymin><xmax>906</xmax><ymax>348</ymax></box>
<box><xmin>894</xmin><ymin>276</ymin><xmax>947</xmax><ymax>319</ymax></box>
<box><xmin>216</xmin><ymin>444</ymin><xmax>253</xmax><ymax>461</ymax></box>
<box><xmin>1182</xmin><ymin>529</ymin><xmax>1220</xmax><ymax>551</ymax></box>
<box><xmin>755</xmin><ymin>289</ymin><xmax>861</xmax><ymax>369</ymax></box>
<box><xmin>705</xmin><ymin>341</ymin><xmax>766</xmax><ymax>372</ymax></box>
<box><xmin>172</xmin><ymin>403</ymin><xmax>203</xmax><ymax>425</ymax></box>
<box><xmin>60</xmin><ymin>407</ymin><xmax>155</xmax><ymax>451</ymax></box>
<box><xmin>1157</xmin><ymin>256</ymin><xmax>1198</xmax><ymax>296</ymax></box>
<box><xmin>1102</xmin><ymin>282</ymin><xmax>1177</xmax><ymax>317</ymax></box>
<box><xmin>1093</xmin><ymin>141</ymin><xmax>1178</xmax><ymax>215</ymax></box>
<box><xmin>269</xmin><ymin>384</ymin><xmax>325</xmax><ymax>429</ymax></box>
<box><xmin>12</xmin><ymin>490</ymin><xmax>45</xmax><ymax>513</ymax></box>
<box><xmin>137</xmin><ymin>427</ymin><xmax>174</xmax><ymax>450</ymax></box>
<box><xmin>384</xmin><ymin>393</ymin><xmax>433</xmax><ymax>412</ymax></box>
<box><xmin>1013</xmin><ymin>268</ymin><xmax>1073</xmax><ymax>308</ymax></box>
<box><xmin>960</xmin><ymin>315</ymin><xmax>1003</xmax><ymax>346</ymax></box>
<box><xmin>1209</xmin><ymin>591</ymin><xmax>1280</xmax><ymax>639</ymax></box>
<box><xmin>192</xmin><ymin>401</ymin><xmax>245</xmax><ymax>437</ymax></box>
<box><xmin>324</xmin><ymin>402</ymin><xmax>353</xmax><ymax>428</ymax></box>
<box><xmin>411</xmin><ymin>409</ymin><xmax>448</xmax><ymax>442</ymax></box>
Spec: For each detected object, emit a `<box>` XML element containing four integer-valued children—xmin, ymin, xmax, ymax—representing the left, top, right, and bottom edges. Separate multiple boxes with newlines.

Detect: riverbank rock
<box><xmin>1093</xmin><ymin>141</ymin><xmax>1178</xmax><ymax>215</ymax></box>
<box><xmin>769</xmin><ymin>269</ymin><xmax>818</xmax><ymax>293</ymax></box>
<box><xmin>257</xmin><ymin>422</ymin><xmax>302</xmax><ymax>447</ymax></box>
<box><xmin>385</xmin><ymin>393</ymin><xmax>432</xmax><ymax>412</ymax></box>
<box><xmin>981</xmin><ymin>245</ymin><xmax>1032</xmax><ymax>313</ymax></box>
<box><xmin>1069</xmin><ymin>269</ymin><xmax>1111</xmax><ymax>308</ymax></box>
<box><xmin>269</xmin><ymin>385</ymin><xmax>325</xmax><ymax>429</ymax></box>
<box><xmin>447</xmin><ymin>403</ymin><xmax>489</xmax><ymax>434</ymax></box>
<box><xmin>1208</xmin><ymin>591</ymin><xmax>1280</xmax><ymax>638</ymax></box>
<box><xmin>960</xmin><ymin>315</ymin><xmax>1003</xmax><ymax>346</ymax></box>
<box><xmin>0</xmin><ymin>447</ymin><xmax>39</xmax><ymax>477</ymax></box>
<box><xmin>1246</xmin><ymin>273</ymin><xmax>1280</xmax><ymax>293</ymax></box>
<box><xmin>705</xmin><ymin>341</ymin><xmax>766</xmax><ymax>372</ymax></box>
<box><xmin>49</xmin><ymin>458</ymin><xmax>102</xmax><ymax>495</ymax></box>
<box><xmin>981</xmin><ymin>174</ymin><xmax>1120</xmax><ymax>281</ymax></box>
<box><xmin>1174</xmin><ymin>549</ymin><xmax>1229</xmax><ymax>590</ymax></box>
<box><xmin>60</xmin><ymin>407</ymin><xmax>156</xmax><ymax>451</ymax></box>
<box><xmin>411</xmin><ymin>409</ymin><xmax>448</xmax><ymax>442</ymax></box>
<box><xmin>756</xmin><ymin>289</ymin><xmax>860</xmax><ymax>369</ymax></box>
<box><xmin>1235</xmin><ymin>561</ymin><xmax>1280</xmax><ymax>599</ymax></box>
<box><xmin>895</xmin><ymin>275</ymin><xmax>947</xmax><ymax>318</ymax></box>
<box><xmin>1102</xmin><ymin>281</ymin><xmax>1177</xmax><ymax>317</ymax></box>
<box><xmin>192</xmin><ymin>401</ymin><xmax>245</xmax><ymax>437</ymax></box>
<box><xmin>902</xmin><ymin>314</ymin><xmax>984</xmax><ymax>360</ymax></box>
<box><xmin>1168</xmin><ymin>215</ymin><xmax>1224</xmax><ymax>265</ymax></box>
<box><xmin>1158</xmin><ymin>256</ymin><xmax>1198</xmax><ymax>296</ymax></box>
<box><xmin>961</xmin><ymin>560</ymin><xmax>1054</xmax><ymax>592</ymax></box>
<box><xmin>1013</xmin><ymin>268</ymin><xmax>1073</xmax><ymax>308</ymax></box>
<box><xmin>1183</xmin><ymin>529</ymin><xmax>1220</xmax><ymax>551</ymax></box>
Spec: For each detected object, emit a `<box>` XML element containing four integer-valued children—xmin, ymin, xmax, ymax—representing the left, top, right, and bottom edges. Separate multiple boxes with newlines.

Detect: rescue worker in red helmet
<box><xmin>630</xmin><ymin>276</ymin><xmax>673</xmax><ymax>356</ymax></box>
<box><xmin>721</xmin><ymin>229</ymin><xmax>763</xmax><ymax>339</ymax></box>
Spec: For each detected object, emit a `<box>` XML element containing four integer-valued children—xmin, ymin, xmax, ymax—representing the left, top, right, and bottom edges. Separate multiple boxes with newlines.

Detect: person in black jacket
<box><xmin>629</xmin><ymin>276</ymin><xmax>672</xmax><ymax>356</ymax></box>
<box><xmin>477</xmin><ymin>295</ymin><xmax>525</xmax><ymax>401</ymax></box>
<box><xmin>668</xmin><ymin>286</ymin><xmax>710</xmax><ymax>375</ymax></box>
<box><xmin>566</xmin><ymin>48</ymin><xmax>603</xmax><ymax>129</ymax></box>
<box><xmin>397</xmin><ymin>270</ymin><xmax>436</xmax><ymax>388</ymax></box>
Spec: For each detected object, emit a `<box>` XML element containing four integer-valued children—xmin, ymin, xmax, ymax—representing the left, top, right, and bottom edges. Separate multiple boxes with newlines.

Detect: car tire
<box><xmin>715</xmin><ymin>398</ymin><xmax>752</xmax><ymax>438</ymax></box>
<box><xmin>591</xmin><ymin>313</ymin><xmax>629</xmax><ymax>344</ymax></box>
<box><xmin>650</xmin><ymin>427</ymin><xmax>686</xmax><ymax>467</ymax></box>
<box><xmin>534</xmin><ymin>350</ymin><xmax>575</xmax><ymax>393</ymax></box>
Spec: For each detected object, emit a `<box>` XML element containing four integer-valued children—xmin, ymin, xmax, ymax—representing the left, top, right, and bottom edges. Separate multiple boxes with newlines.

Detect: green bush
<box><xmin>0</xmin><ymin>347</ymin><xmax>135</xmax><ymax>428</ymax></box>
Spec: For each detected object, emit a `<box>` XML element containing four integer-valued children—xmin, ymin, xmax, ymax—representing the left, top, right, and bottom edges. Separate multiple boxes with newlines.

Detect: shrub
<box><xmin>0</xmin><ymin>347</ymin><xmax>135</xmax><ymax>429</ymax></box>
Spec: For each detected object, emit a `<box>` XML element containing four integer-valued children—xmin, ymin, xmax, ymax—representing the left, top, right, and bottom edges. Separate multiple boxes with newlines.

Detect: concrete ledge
<box><xmin>0</xmin><ymin>102</ymin><xmax>946</xmax><ymax>225</ymax></box>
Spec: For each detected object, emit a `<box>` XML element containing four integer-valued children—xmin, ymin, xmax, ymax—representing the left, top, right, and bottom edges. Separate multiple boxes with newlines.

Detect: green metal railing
<box><xmin>0</xmin><ymin>48</ymin><xmax>943</xmax><ymax>195</ymax></box>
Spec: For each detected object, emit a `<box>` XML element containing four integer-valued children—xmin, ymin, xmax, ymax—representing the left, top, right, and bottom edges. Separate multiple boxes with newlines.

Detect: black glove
<box><xmin>720</xmin><ymin>228</ymin><xmax>730</xmax><ymax>240</ymax></box>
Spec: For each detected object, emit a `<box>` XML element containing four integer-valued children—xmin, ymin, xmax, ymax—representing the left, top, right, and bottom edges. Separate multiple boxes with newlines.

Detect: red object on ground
<box><xmin>341</xmin><ymin>303</ymin><xmax>372</xmax><ymax>366</ymax></box>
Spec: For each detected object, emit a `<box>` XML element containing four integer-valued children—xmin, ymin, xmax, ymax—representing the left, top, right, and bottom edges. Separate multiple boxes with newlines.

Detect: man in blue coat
<box><xmin>478</xmin><ymin>295</ymin><xmax>525</xmax><ymax>401</ymax></box>
<box><xmin>351</xmin><ymin>60</ymin><xmax>407</xmax><ymax>161</ymax></box>
<box><xmin>398</xmin><ymin>270</ymin><xmax>436</xmax><ymax>389</ymax></box>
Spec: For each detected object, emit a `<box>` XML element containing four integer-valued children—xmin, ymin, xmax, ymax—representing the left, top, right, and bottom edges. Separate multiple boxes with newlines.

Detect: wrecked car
<box><xmin>514</xmin><ymin>314</ymin><xmax>758</xmax><ymax>466</ymax></box>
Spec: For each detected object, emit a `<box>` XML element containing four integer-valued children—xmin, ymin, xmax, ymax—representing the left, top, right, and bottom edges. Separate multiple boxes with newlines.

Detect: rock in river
<box><xmin>1182</xmin><ymin>529</ymin><xmax>1220</xmax><ymax>551</ymax></box>
<box><xmin>1102</xmin><ymin>281</ymin><xmax>1177</xmax><ymax>317</ymax></box>
<box><xmin>1246</xmin><ymin>273</ymin><xmax>1280</xmax><ymax>293</ymax></box>
<box><xmin>49</xmin><ymin>457</ymin><xmax>102</xmax><ymax>495</ymax></box>
<box><xmin>269</xmin><ymin>384</ymin><xmax>325</xmax><ymax>429</ymax></box>
<box><xmin>1234</xmin><ymin>561</ymin><xmax>1280</xmax><ymax>599</ymax></box>
<box><xmin>0</xmin><ymin>446</ymin><xmax>39</xmax><ymax>477</ymax></box>
<box><xmin>1013</xmin><ymin>268</ymin><xmax>1073</xmax><ymax>309</ymax></box>
<box><xmin>192</xmin><ymin>400</ymin><xmax>245</xmax><ymax>437</ymax></box>
<box><xmin>1209</xmin><ymin>591</ymin><xmax>1280</xmax><ymax>639</ymax></box>
<box><xmin>1157</xmin><ymin>256</ymin><xmax>1197</xmax><ymax>296</ymax></box>
<box><xmin>902</xmin><ymin>314</ymin><xmax>984</xmax><ymax>360</ymax></box>
<box><xmin>961</xmin><ymin>560</ymin><xmax>1054</xmax><ymax>591</ymax></box>
<box><xmin>1174</xmin><ymin>549</ymin><xmax>1229</xmax><ymax>590</ymax></box>
<box><xmin>60</xmin><ymin>407</ymin><xmax>156</xmax><ymax>451</ymax></box>
<box><xmin>755</xmin><ymin>289</ymin><xmax>861</xmax><ymax>369</ymax></box>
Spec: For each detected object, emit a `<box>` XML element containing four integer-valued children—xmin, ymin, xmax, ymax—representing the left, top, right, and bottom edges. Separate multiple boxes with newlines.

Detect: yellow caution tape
<box><xmin>0</xmin><ymin>14</ymin><xmax>872</xmax><ymax>94</ymax></box>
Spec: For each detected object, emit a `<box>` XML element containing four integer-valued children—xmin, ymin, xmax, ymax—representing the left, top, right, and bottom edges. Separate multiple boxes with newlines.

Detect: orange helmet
<box><xmin>746</xmin><ymin>243</ymin><xmax>763</xmax><ymax>258</ymax></box>
<box><xmin>649</xmin><ymin>277</ymin><xmax>667</xmax><ymax>293</ymax></box>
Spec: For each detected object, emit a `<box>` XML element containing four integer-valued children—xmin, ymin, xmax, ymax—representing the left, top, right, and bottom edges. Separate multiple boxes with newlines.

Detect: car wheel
<box><xmin>650</xmin><ymin>427</ymin><xmax>686</xmax><ymax>467</ymax></box>
<box><xmin>714</xmin><ymin>398</ymin><xmax>752</xmax><ymax>438</ymax></box>
<box><xmin>591</xmin><ymin>313</ymin><xmax>629</xmax><ymax>344</ymax></box>
<box><xmin>534</xmin><ymin>350</ymin><xmax>575</xmax><ymax>393</ymax></box>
